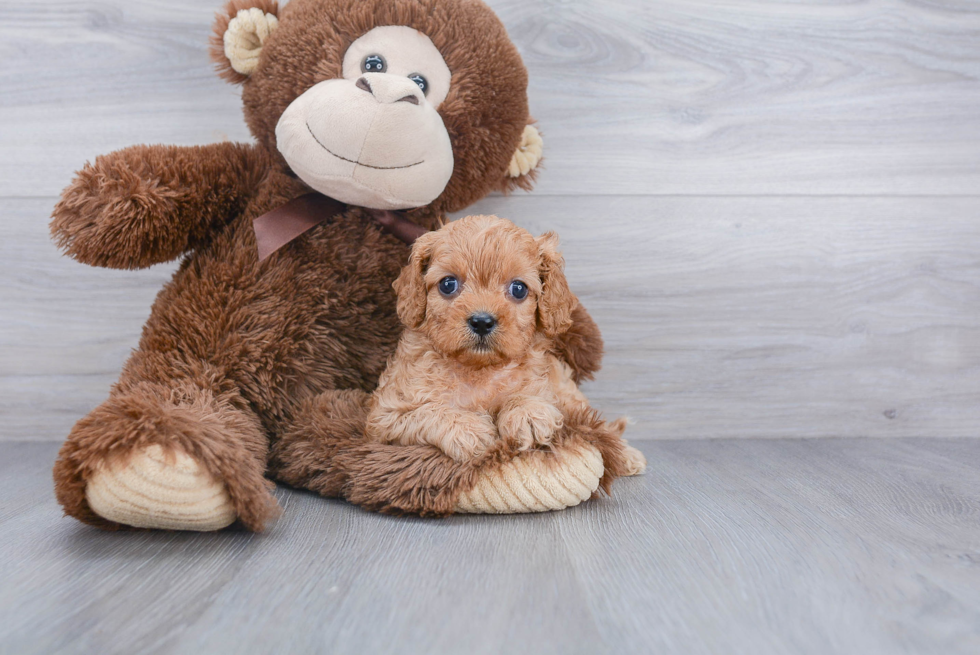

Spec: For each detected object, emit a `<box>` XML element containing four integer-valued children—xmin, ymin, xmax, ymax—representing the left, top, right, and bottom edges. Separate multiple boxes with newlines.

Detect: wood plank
<box><xmin>1</xmin><ymin>439</ymin><xmax>978</xmax><ymax>654</ymax></box>
<box><xmin>556</xmin><ymin>438</ymin><xmax>980</xmax><ymax>654</ymax></box>
<box><xmin>2</xmin><ymin>0</ymin><xmax>980</xmax><ymax>197</ymax></box>
<box><xmin>0</xmin><ymin>196</ymin><xmax>175</xmax><ymax>440</ymax></box>
<box><xmin>477</xmin><ymin>194</ymin><xmax>980</xmax><ymax>438</ymax></box>
<box><xmin>5</xmin><ymin>195</ymin><xmax>980</xmax><ymax>441</ymax></box>
<box><xmin>0</xmin><ymin>0</ymin><xmax>251</xmax><ymax>198</ymax></box>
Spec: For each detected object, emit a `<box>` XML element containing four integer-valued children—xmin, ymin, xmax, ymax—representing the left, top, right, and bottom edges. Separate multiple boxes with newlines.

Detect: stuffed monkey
<box><xmin>52</xmin><ymin>0</ymin><xmax>628</xmax><ymax>531</ymax></box>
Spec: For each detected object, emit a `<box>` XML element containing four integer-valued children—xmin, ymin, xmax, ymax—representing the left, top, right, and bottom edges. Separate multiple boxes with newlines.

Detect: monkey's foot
<box><xmin>86</xmin><ymin>445</ymin><xmax>236</xmax><ymax>531</ymax></box>
<box><xmin>455</xmin><ymin>442</ymin><xmax>604</xmax><ymax>514</ymax></box>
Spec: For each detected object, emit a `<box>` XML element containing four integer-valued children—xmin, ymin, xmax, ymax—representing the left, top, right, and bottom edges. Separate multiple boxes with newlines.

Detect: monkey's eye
<box><xmin>508</xmin><ymin>280</ymin><xmax>529</xmax><ymax>300</ymax></box>
<box><xmin>362</xmin><ymin>54</ymin><xmax>386</xmax><ymax>73</ymax></box>
<box><xmin>438</xmin><ymin>276</ymin><xmax>459</xmax><ymax>297</ymax></box>
<box><xmin>408</xmin><ymin>74</ymin><xmax>428</xmax><ymax>95</ymax></box>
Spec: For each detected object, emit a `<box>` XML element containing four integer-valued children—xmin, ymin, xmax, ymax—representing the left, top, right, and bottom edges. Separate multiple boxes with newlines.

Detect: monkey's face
<box><xmin>213</xmin><ymin>0</ymin><xmax>539</xmax><ymax>215</ymax></box>
<box><xmin>275</xmin><ymin>27</ymin><xmax>455</xmax><ymax>210</ymax></box>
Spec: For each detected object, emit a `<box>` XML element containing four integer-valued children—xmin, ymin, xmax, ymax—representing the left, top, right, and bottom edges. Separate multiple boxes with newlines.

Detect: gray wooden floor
<box><xmin>2</xmin><ymin>439</ymin><xmax>979</xmax><ymax>655</ymax></box>
<box><xmin>3</xmin><ymin>1</ymin><xmax>980</xmax><ymax>653</ymax></box>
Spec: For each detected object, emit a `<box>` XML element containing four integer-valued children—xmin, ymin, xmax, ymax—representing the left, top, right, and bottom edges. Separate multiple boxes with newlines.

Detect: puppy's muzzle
<box><xmin>467</xmin><ymin>312</ymin><xmax>496</xmax><ymax>337</ymax></box>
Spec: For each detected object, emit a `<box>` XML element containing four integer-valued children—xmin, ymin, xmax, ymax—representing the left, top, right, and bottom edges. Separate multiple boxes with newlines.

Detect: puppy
<box><xmin>367</xmin><ymin>214</ymin><xmax>645</xmax><ymax>472</ymax></box>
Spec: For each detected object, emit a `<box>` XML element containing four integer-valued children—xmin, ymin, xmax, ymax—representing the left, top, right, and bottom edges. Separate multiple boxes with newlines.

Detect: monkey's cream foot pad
<box><xmin>85</xmin><ymin>445</ymin><xmax>237</xmax><ymax>531</ymax></box>
<box><xmin>455</xmin><ymin>443</ymin><xmax>606</xmax><ymax>514</ymax></box>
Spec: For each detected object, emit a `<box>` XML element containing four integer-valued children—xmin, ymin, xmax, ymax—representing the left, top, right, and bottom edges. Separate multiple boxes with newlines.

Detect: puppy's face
<box><xmin>394</xmin><ymin>215</ymin><xmax>575</xmax><ymax>366</ymax></box>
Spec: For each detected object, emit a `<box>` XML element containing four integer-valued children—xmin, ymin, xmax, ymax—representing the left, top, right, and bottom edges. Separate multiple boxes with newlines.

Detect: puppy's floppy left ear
<box><xmin>502</xmin><ymin>124</ymin><xmax>543</xmax><ymax>193</ymax></box>
<box><xmin>536</xmin><ymin>232</ymin><xmax>575</xmax><ymax>338</ymax></box>
<box><xmin>393</xmin><ymin>231</ymin><xmax>438</xmax><ymax>329</ymax></box>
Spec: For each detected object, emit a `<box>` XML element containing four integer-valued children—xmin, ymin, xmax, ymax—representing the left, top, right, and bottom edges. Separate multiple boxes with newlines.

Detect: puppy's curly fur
<box><xmin>367</xmin><ymin>215</ymin><xmax>646</xmax><ymax>472</ymax></box>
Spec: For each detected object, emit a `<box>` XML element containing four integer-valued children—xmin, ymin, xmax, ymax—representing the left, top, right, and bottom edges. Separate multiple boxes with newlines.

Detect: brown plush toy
<box><xmin>51</xmin><ymin>0</ymin><xmax>634</xmax><ymax>532</ymax></box>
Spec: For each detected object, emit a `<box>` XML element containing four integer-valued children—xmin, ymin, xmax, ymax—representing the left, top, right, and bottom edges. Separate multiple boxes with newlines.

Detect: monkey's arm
<box><xmin>553</xmin><ymin>301</ymin><xmax>605</xmax><ymax>383</ymax></box>
<box><xmin>51</xmin><ymin>142</ymin><xmax>269</xmax><ymax>269</ymax></box>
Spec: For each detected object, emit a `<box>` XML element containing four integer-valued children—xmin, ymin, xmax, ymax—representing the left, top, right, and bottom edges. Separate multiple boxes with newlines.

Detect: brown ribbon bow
<box><xmin>253</xmin><ymin>192</ymin><xmax>429</xmax><ymax>261</ymax></box>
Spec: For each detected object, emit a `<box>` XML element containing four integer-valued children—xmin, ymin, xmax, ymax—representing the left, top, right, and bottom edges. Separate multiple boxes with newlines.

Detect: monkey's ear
<box><xmin>502</xmin><ymin>124</ymin><xmax>544</xmax><ymax>193</ymax></box>
<box><xmin>393</xmin><ymin>231</ymin><xmax>438</xmax><ymax>329</ymax></box>
<box><xmin>210</xmin><ymin>0</ymin><xmax>280</xmax><ymax>84</ymax></box>
<box><xmin>535</xmin><ymin>231</ymin><xmax>575</xmax><ymax>338</ymax></box>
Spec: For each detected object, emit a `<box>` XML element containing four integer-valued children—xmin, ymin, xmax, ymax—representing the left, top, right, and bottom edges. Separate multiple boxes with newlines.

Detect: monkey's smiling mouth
<box><xmin>306</xmin><ymin>122</ymin><xmax>424</xmax><ymax>170</ymax></box>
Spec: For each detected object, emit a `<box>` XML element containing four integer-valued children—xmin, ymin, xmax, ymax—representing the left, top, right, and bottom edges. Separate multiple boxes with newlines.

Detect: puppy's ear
<box><xmin>393</xmin><ymin>231</ymin><xmax>437</xmax><ymax>329</ymax></box>
<box><xmin>536</xmin><ymin>232</ymin><xmax>575</xmax><ymax>338</ymax></box>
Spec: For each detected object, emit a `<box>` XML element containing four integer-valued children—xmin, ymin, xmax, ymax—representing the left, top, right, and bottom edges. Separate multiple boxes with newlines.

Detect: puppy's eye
<box><xmin>438</xmin><ymin>276</ymin><xmax>459</xmax><ymax>297</ymax></box>
<box><xmin>508</xmin><ymin>280</ymin><xmax>529</xmax><ymax>300</ymax></box>
<box><xmin>362</xmin><ymin>54</ymin><xmax>386</xmax><ymax>73</ymax></box>
<box><xmin>408</xmin><ymin>73</ymin><xmax>428</xmax><ymax>95</ymax></box>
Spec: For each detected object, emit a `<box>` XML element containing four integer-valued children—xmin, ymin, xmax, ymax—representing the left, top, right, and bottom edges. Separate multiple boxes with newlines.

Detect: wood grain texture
<box><xmin>457</xmin><ymin>194</ymin><xmax>980</xmax><ymax>439</ymax></box>
<box><xmin>2</xmin><ymin>0</ymin><xmax>980</xmax><ymax>197</ymax></box>
<box><xmin>0</xmin><ymin>197</ymin><xmax>175</xmax><ymax>441</ymax></box>
<box><xmin>5</xmin><ymin>2</ymin><xmax>979</xmax><ymax>651</ymax></box>
<box><xmin>6</xmin><ymin>194</ymin><xmax>980</xmax><ymax>441</ymax></box>
<box><xmin>1</xmin><ymin>439</ymin><xmax>978</xmax><ymax>654</ymax></box>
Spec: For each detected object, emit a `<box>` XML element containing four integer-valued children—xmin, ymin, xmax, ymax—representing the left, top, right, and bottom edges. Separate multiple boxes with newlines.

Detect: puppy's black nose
<box><xmin>467</xmin><ymin>313</ymin><xmax>496</xmax><ymax>336</ymax></box>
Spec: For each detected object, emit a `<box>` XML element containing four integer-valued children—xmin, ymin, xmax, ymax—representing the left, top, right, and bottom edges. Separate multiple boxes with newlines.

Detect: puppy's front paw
<box><xmin>497</xmin><ymin>399</ymin><xmax>564</xmax><ymax>451</ymax></box>
<box><xmin>622</xmin><ymin>443</ymin><xmax>647</xmax><ymax>476</ymax></box>
<box><xmin>435</xmin><ymin>411</ymin><xmax>497</xmax><ymax>462</ymax></box>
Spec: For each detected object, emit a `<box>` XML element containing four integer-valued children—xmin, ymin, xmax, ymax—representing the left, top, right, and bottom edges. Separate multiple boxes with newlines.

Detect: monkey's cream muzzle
<box><xmin>276</xmin><ymin>75</ymin><xmax>454</xmax><ymax>210</ymax></box>
<box><xmin>275</xmin><ymin>25</ymin><xmax>457</xmax><ymax>210</ymax></box>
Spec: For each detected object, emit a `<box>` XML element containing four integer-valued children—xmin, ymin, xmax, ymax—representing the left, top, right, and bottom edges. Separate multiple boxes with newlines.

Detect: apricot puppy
<box><xmin>367</xmin><ymin>215</ymin><xmax>645</xmax><ymax>471</ymax></box>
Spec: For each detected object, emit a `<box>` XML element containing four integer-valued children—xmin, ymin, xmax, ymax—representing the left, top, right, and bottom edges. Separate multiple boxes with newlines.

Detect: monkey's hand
<box><xmin>51</xmin><ymin>142</ymin><xmax>267</xmax><ymax>269</ymax></box>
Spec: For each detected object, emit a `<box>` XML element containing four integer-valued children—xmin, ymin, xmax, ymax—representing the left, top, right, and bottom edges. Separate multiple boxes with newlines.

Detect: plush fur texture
<box><xmin>51</xmin><ymin>0</ymin><xmax>605</xmax><ymax>530</ymax></box>
<box><xmin>271</xmin><ymin>391</ymin><xmax>634</xmax><ymax>517</ymax></box>
<box><xmin>210</xmin><ymin>0</ymin><xmax>537</xmax><ymax>203</ymax></box>
<box><xmin>367</xmin><ymin>216</ymin><xmax>624</xmax><ymax>464</ymax></box>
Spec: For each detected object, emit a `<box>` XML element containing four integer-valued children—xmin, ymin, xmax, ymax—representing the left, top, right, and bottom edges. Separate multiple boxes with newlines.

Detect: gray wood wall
<box><xmin>2</xmin><ymin>0</ymin><xmax>979</xmax><ymax>441</ymax></box>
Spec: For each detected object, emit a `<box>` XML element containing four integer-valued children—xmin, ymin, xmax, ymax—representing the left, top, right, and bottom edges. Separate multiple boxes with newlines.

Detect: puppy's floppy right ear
<box><xmin>393</xmin><ymin>231</ymin><xmax>437</xmax><ymax>329</ymax></box>
<box><xmin>536</xmin><ymin>231</ymin><xmax>576</xmax><ymax>338</ymax></box>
